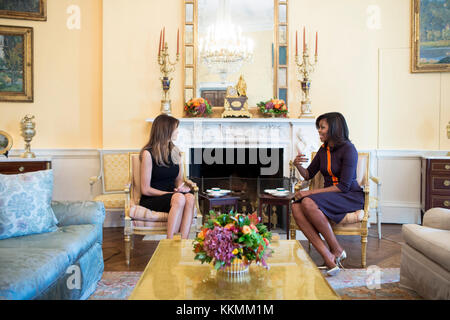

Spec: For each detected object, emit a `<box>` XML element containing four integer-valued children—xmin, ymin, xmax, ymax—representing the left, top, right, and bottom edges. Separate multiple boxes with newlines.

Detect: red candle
<box><xmin>303</xmin><ymin>27</ymin><xmax>306</xmax><ymax>53</ymax></box>
<box><xmin>295</xmin><ymin>30</ymin><xmax>298</xmax><ymax>56</ymax></box>
<box><xmin>315</xmin><ymin>31</ymin><xmax>318</xmax><ymax>56</ymax></box>
<box><xmin>177</xmin><ymin>28</ymin><xmax>179</xmax><ymax>55</ymax></box>
<box><xmin>158</xmin><ymin>29</ymin><xmax>162</xmax><ymax>55</ymax></box>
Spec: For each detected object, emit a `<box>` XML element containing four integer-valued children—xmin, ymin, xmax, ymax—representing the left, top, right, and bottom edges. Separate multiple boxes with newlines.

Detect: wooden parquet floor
<box><xmin>102</xmin><ymin>224</ymin><xmax>404</xmax><ymax>271</ymax></box>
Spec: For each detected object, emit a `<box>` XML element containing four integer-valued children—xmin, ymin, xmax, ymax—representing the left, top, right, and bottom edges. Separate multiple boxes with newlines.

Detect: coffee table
<box><xmin>129</xmin><ymin>239</ymin><xmax>340</xmax><ymax>300</ymax></box>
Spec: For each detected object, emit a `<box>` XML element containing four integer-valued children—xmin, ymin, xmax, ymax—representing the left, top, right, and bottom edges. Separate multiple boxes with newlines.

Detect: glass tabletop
<box><xmin>129</xmin><ymin>239</ymin><xmax>340</xmax><ymax>300</ymax></box>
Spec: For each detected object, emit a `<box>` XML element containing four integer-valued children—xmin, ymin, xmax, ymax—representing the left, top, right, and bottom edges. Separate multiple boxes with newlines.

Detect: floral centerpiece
<box><xmin>184</xmin><ymin>97</ymin><xmax>213</xmax><ymax>117</ymax></box>
<box><xmin>257</xmin><ymin>98</ymin><xmax>288</xmax><ymax>117</ymax></box>
<box><xmin>193</xmin><ymin>211</ymin><xmax>273</xmax><ymax>272</ymax></box>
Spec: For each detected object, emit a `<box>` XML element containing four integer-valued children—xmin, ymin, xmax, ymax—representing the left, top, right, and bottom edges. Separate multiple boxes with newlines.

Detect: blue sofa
<box><xmin>0</xmin><ymin>201</ymin><xmax>105</xmax><ymax>300</ymax></box>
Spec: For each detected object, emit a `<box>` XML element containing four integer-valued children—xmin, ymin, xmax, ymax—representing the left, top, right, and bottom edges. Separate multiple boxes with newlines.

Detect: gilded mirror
<box><xmin>183</xmin><ymin>0</ymin><xmax>289</xmax><ymax>111</ymax></box>
<box><xmin>0</xmin><ymin>130</ymin><xmax>13</xmax><ymax>157</ymax></box>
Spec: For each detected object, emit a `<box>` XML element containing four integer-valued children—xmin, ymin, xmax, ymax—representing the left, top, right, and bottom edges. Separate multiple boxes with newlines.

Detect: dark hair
<box><xmin>316</xmin><ymin>112</ymin><xmax>349</xmax><ymax>146</ymax></box>
<box><xmin>140</xmin><ymin>114</ymin><xmax>180</xmax><ymax>166</ymax></box>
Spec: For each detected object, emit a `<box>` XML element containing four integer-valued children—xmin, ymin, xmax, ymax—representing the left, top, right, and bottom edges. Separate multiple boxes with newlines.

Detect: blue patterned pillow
<box><xmin>0</xmin><ymin>169</ymin><xmax>58</xmax><ymax>240</ymax></box>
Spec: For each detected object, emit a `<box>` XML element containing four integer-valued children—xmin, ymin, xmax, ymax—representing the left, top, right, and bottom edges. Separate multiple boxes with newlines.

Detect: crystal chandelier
<box><xmin>199</xmin><ymin>0</ymin><xmax>254</xmax><ymax>82</ymax></box>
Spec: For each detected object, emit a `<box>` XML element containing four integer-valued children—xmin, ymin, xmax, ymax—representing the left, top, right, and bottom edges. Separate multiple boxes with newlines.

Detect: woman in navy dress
<box><xmin>292</xmin><ymin>112</ymin><xmax>364</xmax><ymax>276</ymax></box>
<box><xmin>139</xmin><ymin>114</ymin><xmax>195</xmax><ymax>239</ymax></box>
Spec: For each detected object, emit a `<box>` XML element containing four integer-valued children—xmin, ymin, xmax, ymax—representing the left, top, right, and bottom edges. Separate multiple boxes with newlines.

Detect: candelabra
<box><xmin>295</xmin><ymin>44</ymin><xmax>318</xmax><ymax>118</ymax></box>
<box><xmin>158</xmin><ymin>28</ymin><xmax>179</xmax><ymax>115</ymax></box>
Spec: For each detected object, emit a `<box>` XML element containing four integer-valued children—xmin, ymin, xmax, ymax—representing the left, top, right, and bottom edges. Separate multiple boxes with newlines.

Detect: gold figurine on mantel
<box><xmin>222</xmin><ymin>75</ymin><xmax>252</xmax><ymax>118</ymax></box>
<box><xmin>20</xmin><ymin>114</ymin><xmax>36</xmax><ymax>158</ymax></box>
<box><xmin>158</xmin><ymin>27</ymin><xmax>180</xmax><ymax>115</ymax></box>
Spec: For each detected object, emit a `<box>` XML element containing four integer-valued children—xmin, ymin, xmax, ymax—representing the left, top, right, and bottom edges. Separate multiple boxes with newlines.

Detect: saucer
<box><xmin>207</xmin><ymin>192</ymin><xmax>225</xmax><ymax>198</ymax></box>
<box><xmin>273</xmin><ymin>191</ymin><xmax>290</xmax><ymax>197</ymax></box>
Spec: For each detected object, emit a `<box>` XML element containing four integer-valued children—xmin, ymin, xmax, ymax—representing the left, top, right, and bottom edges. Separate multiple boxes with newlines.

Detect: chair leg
<box><xmin>124</xmin><ymin>235</ymin><xmax>132</xmax><ymax>266</ymax></box>
<box><xmin>308</xmin><ymin>240</ymin><xmax>311</xmax><ymax>253</ymax></box>
<box><xmin>361</xmin><ymin>235</ymin><xmax>368</xmax><ymax>268</ymax></box>
<box><xmin>377</xmin><ymin>208</ymin><xmax>382</xmax><ymax>240</ymax></box>
<box><xmin>290</xmin><ymin>229</ymin><xmax>296</xmax><ymax>240</ymax></box>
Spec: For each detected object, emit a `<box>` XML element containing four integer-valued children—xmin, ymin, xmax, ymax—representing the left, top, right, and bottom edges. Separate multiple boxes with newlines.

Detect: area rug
<box><xmin>89</xmin><ymin>269</ymin><xmax>422</xmax><ymax>300</ymax></box>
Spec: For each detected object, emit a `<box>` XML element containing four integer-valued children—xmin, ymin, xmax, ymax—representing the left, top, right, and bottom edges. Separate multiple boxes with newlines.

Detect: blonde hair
<box><xmin>140</xmin><ymin>114</ymin><xmax>180</xmax><ymax>167</ymax></box>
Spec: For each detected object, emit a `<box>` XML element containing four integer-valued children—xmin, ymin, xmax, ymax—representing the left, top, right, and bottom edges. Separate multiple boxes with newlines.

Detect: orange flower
<box><xmin>224</xmin><ymin>223</ymin><xmax>235</xmax><ymax>230</ymax></box>
<box><xmin>257</xmin><ymin>244</ymin><xmax>264</xmax><ymax>253</ymax></box>
<box><xmin>281</xmin><ymin>105</ymin><xmax>287</xmax><ymax>111</ymax></box>
<box><xmin>194</xmin><ymin>244</ymin><xmax>203</xmax><ymax>253</ymax></box>
<box><xmin>242</xmin><ymin>225</ymin><xmax>251</xmax><ymax>235</ymax></box>
<box><xmin>197</xmin><ymin>228</ymin><xmax>209</xmax><ymax>240</ymax></box>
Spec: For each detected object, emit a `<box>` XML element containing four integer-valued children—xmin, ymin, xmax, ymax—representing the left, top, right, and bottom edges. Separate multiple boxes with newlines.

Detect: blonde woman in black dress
<box><xmin>139</xmin><ymin>114</ymin><xmax>195</xmax><ymax>239</ymax></box>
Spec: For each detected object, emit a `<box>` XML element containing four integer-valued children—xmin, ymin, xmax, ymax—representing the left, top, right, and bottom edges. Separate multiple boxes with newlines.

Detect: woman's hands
<box><xmin>174</xmin><ymin>182</ymin><xmax>191</xmax><ymax>193</ymax></box>
<box><xmin>294</xmin><ymin>190</ymin><xmax>313</xmax><ymax>200</ymax></box>
<box><xmin>293</xmin><ymin>151</ymin><xmax>309</xmax><ymax>168</ymax></box>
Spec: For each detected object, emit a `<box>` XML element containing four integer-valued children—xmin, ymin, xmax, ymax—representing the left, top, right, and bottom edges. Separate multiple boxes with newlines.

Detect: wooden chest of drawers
<box><xmin>0</xmin><ymin>158</ymin><xmax>52</xmax><ymax>175</ymax></box>
<box><xmin>421</xmin><ymin>157</ymin><xmax>450</xmax><ymax>215</ymax></box>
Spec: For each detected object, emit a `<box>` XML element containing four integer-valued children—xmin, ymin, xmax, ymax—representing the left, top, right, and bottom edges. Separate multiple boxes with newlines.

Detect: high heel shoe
<box><xmin>326</xmin><ymin>264</ymin><xmax>340</xmax><ymax>277</ymax></box>
<box><xmin>336</xmin><ymin>250</ymin><xmax>347</xmax><ymax>270</ymax></box>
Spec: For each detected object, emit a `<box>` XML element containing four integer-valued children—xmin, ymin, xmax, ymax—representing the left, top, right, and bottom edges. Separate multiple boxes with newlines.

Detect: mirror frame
<box><xmin>0</xmin><ymin>130</ymin><xmax>13</xmax><ymax>156</ymax></box>
<box><xmin>182</xmin><ymin>0</ymin><xmax>289</xmax><ymax>111</ymax></box>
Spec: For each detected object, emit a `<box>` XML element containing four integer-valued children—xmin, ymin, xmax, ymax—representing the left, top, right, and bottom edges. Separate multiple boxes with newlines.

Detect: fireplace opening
<box><xmin>189</xmin><ymin>148</ymin><xmax>292</xmax><ymax>232</ymax></box>
<box><xmin>189</xmin><ymin>148</ymin><xmax>283</xmax><ymax>178</ymax></box>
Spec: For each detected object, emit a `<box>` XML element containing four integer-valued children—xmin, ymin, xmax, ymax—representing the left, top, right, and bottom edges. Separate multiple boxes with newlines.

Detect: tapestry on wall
<box><xmin>0</xmin><ymin>0</ymin><xmax>46</xmax><ymax>21</ymax></box>
<box><xmin>0</xmin><ymin>25</ymin><xmax>33</xmax><ymax>102</ymax></box>
<box><xmin>411</xmin><ymin>0</ymin><xmax>450</xmax><ymax>72</ymax></box>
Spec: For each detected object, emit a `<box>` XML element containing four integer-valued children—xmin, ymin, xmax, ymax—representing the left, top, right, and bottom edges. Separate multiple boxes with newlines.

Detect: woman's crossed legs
<box><xmin>292</xmin><ymin>197</ymin><xmax>344</xmax><ymax>268</ymax></box>
<box><xmin>167</xmin><ymin>193</ymin><xmax>195</xmax><ymax>239</ymax></box>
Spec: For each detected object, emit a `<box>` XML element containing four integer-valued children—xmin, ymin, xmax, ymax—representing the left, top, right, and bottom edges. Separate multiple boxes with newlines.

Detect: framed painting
<box><xmin>411</xmin><ymin>0</ymin><xmax>450</xmax><ymax>73</ymax></box>
<box><xmin>0</xmin><ymin>0</ymin><xmax>46</xmax><ymax>21</ymax></box>
<box><xmin>0</xmin><ymin>25</ymin><xmax>33</xmax><ymax>102</ymax></box>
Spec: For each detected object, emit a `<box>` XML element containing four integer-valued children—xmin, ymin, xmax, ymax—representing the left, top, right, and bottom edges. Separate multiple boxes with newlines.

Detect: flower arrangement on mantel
<box><xmin>257</xmin><ymin>98</ymin><xmax>288</xmax><ymax>117</ymax></box>
<box><xmin>184</xmin><ymin>97</ymin><xmax>213</xmax><ymax>117</ymax></box>
<box><xmin>193</xmin><ymin>211</ymin><xmax>273</xmax><ymax>271</ymax></box>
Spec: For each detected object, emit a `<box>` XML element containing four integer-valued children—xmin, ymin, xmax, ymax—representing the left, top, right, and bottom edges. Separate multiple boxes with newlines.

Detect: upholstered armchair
<box><xmin>123</xmin><ymin>152</ymin><xmax>201</xmax><ymax>265</ymax></box>
<box><xmin>400</xmin><ymin>207</ymin><xmax>450</xmax><ymax>299</ymax></box>
<box><xmin>290</xmin><ymin>152</ymin><xmax>373</xmax><ymax>268</ymax></box>
<box><xmin>89</xmin><ymin>151</ymin><xmax>129</xmax><ymax>224</ymax></box>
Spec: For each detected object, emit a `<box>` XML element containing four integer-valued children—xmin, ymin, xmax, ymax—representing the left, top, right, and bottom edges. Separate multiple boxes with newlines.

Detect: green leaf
<box><xmin>214</xmin><ymin>260</ymin><xmax>224</xmax><ymax>270</ymax></box>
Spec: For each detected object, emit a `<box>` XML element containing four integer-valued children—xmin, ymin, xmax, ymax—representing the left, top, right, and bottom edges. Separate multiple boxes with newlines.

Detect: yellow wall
<box><xmin>103</xmin><ymin>0</ymin><xmax>182</xmax><ymax>149</ymax></box>
<box><xmin>0</xmin><ymin>0</ymin><xmax>102</xmax><ymax>149</ymax></box>
<box><xmin>289</xmin><ymin>0</ymin><xmax>449</xmax><ymax>150</ymax></box>
<box><xmin>1</xmin><ymin>0</ymin><xmax>448</xmax><ymax>151</ymax></box>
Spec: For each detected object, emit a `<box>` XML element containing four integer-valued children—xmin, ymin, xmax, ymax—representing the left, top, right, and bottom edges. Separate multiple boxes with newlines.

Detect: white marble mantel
<box><xmin>146</xmin><ymin>117</ymin><xmax>320</xmax><ymax>176</ymax></box>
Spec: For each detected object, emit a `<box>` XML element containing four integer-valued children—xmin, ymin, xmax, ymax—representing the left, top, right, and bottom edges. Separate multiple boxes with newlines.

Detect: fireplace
<box><xmin>189</xmin><ymin>147</ymin><xmax>293</xmax><ymax>229</ymax></box>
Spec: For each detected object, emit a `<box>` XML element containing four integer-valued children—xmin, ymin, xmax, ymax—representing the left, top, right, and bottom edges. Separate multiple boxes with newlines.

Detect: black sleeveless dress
<box><xmin>139</xmin><ymin>148</ymin><xmax>180</xmax><ymax>212</ymax></box>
